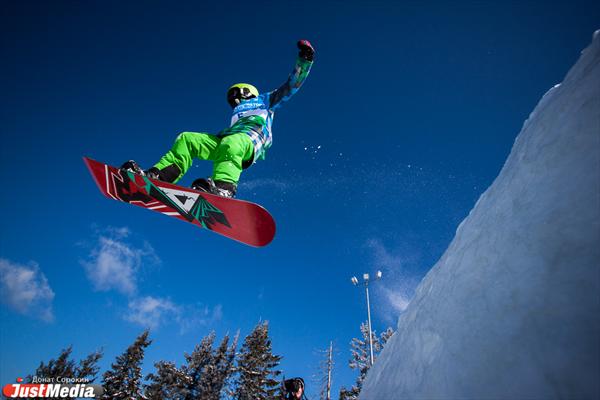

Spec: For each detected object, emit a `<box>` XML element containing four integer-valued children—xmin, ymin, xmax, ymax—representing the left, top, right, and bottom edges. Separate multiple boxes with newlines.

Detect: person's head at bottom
<box><xmin>284</xmin><ymin>377</ymin><xmax>305</xmax><ymax>399</ymax></box>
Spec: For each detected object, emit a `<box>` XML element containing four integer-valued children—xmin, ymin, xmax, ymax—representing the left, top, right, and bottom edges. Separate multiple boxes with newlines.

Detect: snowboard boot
<box><xmin>142</xmin><ymin>167</ymin><xmax>159</xmax><ymax>180</ymax></box>
<box><xmin>191</xmin><ymin>177</ymin><xmax>237</xmax><ymax>198</ymax></box>
<box><xmin>120</xmin><ymin>161</ymin><xmax>180</xmax><ymax>183</ymax></box>
<box><xmin>191</xmin><ymin>177</ymin><xmax>211</xmax><ymax>192</ymax></box>
<box><xmin>146</xmin><ymin>165</ymin><xmax>180</xmax><ymax>183</ymax></box>
<box><xmin>120</xmin><ymin>160</ymin><xmax>145</xmax><ymax>176</ymax></box>
<box><xmin>213</xmin><ymin>180</ymin><xmax>237</xmax><ymax>198</ymax></box>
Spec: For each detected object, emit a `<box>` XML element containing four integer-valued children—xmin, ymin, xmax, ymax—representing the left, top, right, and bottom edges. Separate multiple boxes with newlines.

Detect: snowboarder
<box><xmin>121</xmin><ymin>39</ymin><xmax>315</xmax><ymax>198</ymax></box>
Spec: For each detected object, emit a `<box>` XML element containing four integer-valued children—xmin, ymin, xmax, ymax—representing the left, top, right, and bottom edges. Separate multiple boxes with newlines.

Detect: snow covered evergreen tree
<box><xmin>28</xmin><ymin>346</ymin><xmax>103</xmax><ymax>382</ymax></box>
<box><xmin>378</xmin><ymin>327</ymin><xmax>394</xmax><ymax>349</ymax></box>
<box><xmin>182</xmin><ymin>332</ymin><xmax>237</xmax><ymax>399</ymax></box>
<box><xmin>234</xmin><ymin>322</ymin><xmax>282</xmax><ymax>400</ymax></box>
<box><xmin>338</xmin><ymin>385</ymin><xmax>360</xmax><ymax>400</ymax></box>
<box><xmin>30</xmin><ymin>346</ymin><xmax>76</xmax><ymax>381</ymax></box>
<box><xmin>102</xmin><ymin>330</ymin><xmax>152</xmax><ymax>400</ymax></box>
<box><xmin>181</xmin><ymin>332</ymin><xmax>216</xmax><ymax>399</ymax></box>
<box><xmin>26</xmin><ymin>346</ymin><xmax>103</xmax><ymax>400</ymax></box>
<box><xmin>339</xmin><ymin>322</ymin><xmax>394</xmax><ymax>400</ymax></box>
<box><xmin>144</xmin><ymin>332</ymin><xmax>237</xmax><ymax>400</ymax></box>
<box><xmin>78</xmin><ymin>350</ymin><xmax>104</xmax><ymax>382</ymax></box>
<box><xmin>145</xmin><ymin>361</ymin><xmax>190</xmax><ymax>400</ymax></box>
<box><xmin>198</xmin><ymin>333</ymin><xmax>238</xmax><ymax>400</ymax></box>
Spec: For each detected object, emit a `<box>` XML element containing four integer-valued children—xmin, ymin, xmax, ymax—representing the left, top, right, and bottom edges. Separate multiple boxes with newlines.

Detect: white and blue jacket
<box><xmin>218</xmin><ymin>57</ymin><xmax>313</xmax><ymax>166</ymax></box>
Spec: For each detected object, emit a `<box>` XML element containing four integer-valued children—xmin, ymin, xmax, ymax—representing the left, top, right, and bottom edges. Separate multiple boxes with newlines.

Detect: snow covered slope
<box><xmin>361</xmin><ymin>31</ymin><xmax>600</xmax><ymax>400</ymax></box>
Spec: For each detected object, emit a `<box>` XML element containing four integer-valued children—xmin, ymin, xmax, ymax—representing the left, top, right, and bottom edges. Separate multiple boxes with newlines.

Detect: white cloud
<box><xmin>125</xmin><ymin>296</ymin><xmax>223</xmax><ymax>333</ymax></box>
<box><xmin>104</xmin><ymin>226</ymin><xmax>131</xmax><ymax>239</ymax></box>
<box><xmin>125</xmin><ymin>296</ymin><xmax>178</xmax><ymax>330</ymax></box>
<box><xmin>81</xmin><ymin>227</ymin><xmax>159</xmax><ymax>295</ymax></box>
<box><xmin>81</xmin><ymin>226</ymin><xmax>220</xmax><ymax>334</ymax></box>
<box><xmin>0</xmin><ymin>259</ymin><xmax>55</xmax><ymax>322</ymax></box>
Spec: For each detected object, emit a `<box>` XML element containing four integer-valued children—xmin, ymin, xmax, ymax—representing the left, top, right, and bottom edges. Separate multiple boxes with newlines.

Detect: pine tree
<box><xmin>339</xmin><ymin>322</ymin><xmax>395</xmax><ymax>400</ymax></box>
<box><xmin>102</xmin><ymin>330</ymin><xmax>152</xmax><ymax>400</ymax></box>
<box><xmin>26</xmin><ymin>346</ymin><xmax>103</xmax><ymax>400</ymax></box>
<box><xmin>77</xmin><ymin>350</ymin><xmax>104</xmax><ymax>382</ymax></box>
<box><xmin>145</xmin><ymin>361</ymin><xmax>190</xmax><ymax>400</ymax></box>
<box><xmin>378</xmin><ymin>327</ymin><xmax>394</xmax><ymax>351</ymax></box>
<box><xmin>234</xmin><ymin>322</ymin><xmax>282</xmax><ymax>400</ymax></box>
<box><xmin>144</xmin><ymin>332</ymin><xmax>238</xmax><ymax>400</ymax></box>
<box><xmin>29</xmin><ymin>347</ymin><xmax>76</xmax><ymax>381</ymax></box>
<box><xmin>347</xmin><ymin>322</ymin><xmax>371</xmax><ymax>397</ymax></box>
<box><xmin>338</xmin><ymin>385</ymin><xmax>360</xmax><ymax>400</ymax></box>
<box><xmin>199</xmin><ymin>333</ymin><xmax>238</xmax><ymax>400</ymax></box>
<box><xmin>181</xmin><ymin>332</ymin><xmax>219</xmax><ymax>400</ymax></box>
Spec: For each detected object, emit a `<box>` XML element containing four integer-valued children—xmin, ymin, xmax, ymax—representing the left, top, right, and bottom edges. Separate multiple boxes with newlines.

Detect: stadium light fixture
<box><xmin>350</xmin><ymin>270</ymin><xmax>383</xmax><ymax>366</ymax></box>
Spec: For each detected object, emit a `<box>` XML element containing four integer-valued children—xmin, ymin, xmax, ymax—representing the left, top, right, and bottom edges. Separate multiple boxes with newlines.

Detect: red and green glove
<box><xmin>297</xmin><ymin>40</ymin><xmax>315</xmax><ymax>61</ymax></box>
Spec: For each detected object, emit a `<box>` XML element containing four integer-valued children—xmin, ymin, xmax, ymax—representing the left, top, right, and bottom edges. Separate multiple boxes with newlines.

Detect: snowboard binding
<box><xmin>120</xmin><ymin>160</ymin><xmax>145</xmax><ymax>176</ymax></box>
<box><xmin>120</xmin><ymin>160</ymin><xmax>180</xmax><ymax>183</ymax></box>
<box><xmin>191</xmin><ymin>177</ymin><xmax>237</xmax><ymax>198</ymax></box>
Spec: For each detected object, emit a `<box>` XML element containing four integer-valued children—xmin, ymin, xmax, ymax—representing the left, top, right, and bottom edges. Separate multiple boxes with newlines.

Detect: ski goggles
<box><xmin>227</xmin><ymin>86</ymin><xmax>258</xmax><ymax>107</ymax></box>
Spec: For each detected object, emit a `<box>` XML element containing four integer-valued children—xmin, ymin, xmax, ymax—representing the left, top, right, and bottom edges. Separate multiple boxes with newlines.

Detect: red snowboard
<box><xmin>84</xmin><ymin>157</ymin><xmax>275</xmax><ymax>247</ymax></box>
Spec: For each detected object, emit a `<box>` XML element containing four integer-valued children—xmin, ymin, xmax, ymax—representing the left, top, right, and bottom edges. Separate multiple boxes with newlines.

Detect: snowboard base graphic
<box><xmin>84</xmin><ymin>157</ymin><xmax>275</xmax><ymax>247</ymax></box>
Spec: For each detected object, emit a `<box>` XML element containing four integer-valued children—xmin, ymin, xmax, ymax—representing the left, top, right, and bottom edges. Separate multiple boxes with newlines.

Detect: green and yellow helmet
<box><xmin>227</xmin><ymin>83</ymin><xmax>259</xmax><ymax>108</ymax></box>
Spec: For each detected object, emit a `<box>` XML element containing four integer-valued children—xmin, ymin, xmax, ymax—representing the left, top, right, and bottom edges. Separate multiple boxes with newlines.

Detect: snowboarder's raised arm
<box><xmin>268</xmin><ymin>40</ymin><xmax>314</xmax><ymax>110</ymax></box>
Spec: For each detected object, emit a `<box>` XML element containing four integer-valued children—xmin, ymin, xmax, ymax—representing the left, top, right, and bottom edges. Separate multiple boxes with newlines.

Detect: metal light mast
<box><xmin>351</xmin><ymin>270</ymin><xmax>382</xmax><ymax>366</ymax></box>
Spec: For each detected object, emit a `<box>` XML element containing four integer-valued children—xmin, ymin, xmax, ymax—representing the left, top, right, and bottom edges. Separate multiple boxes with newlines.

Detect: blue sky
<box><xmin>1</xmin><ymin>0</ymin><xmax>599</xmax><ymax>397</ymax></box>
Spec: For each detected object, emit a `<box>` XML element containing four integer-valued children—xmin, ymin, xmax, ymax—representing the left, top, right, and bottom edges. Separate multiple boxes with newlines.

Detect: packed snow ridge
<box><xmin>361</xmin><ymin>30</ymin><xmax>600</xmax><ymax>400</ymax></box>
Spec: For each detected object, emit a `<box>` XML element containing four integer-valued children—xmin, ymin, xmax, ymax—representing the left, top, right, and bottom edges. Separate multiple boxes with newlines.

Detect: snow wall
<box><xmin>361</xmin><ymin>31</ymin><xmax>600</xmax><ymax>400</ymax></box>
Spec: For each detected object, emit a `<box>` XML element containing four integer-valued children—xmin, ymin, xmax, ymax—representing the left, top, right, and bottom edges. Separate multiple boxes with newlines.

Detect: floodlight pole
<box><xmin>365</xmin><ymin>280</ymin><xmax>375</xmax><ymax>366</ymax></box>
<box><xmin>351</xmin><ymin>271</ymin><xmax>382</xmax><ymax>367</ymax></box>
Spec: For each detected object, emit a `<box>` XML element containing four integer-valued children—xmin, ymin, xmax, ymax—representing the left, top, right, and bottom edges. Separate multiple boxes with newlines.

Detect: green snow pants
<box><xmin>153</xmin><ymin>132</ymin><xmax>254</xmax><ymax>184</ymax></box>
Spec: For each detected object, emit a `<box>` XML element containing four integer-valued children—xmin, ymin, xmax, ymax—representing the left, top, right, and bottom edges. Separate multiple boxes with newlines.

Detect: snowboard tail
<box><xmin>84</xmin><ymin>157</ymin><xmax>275</xmax><ymax>247</ymax></box>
